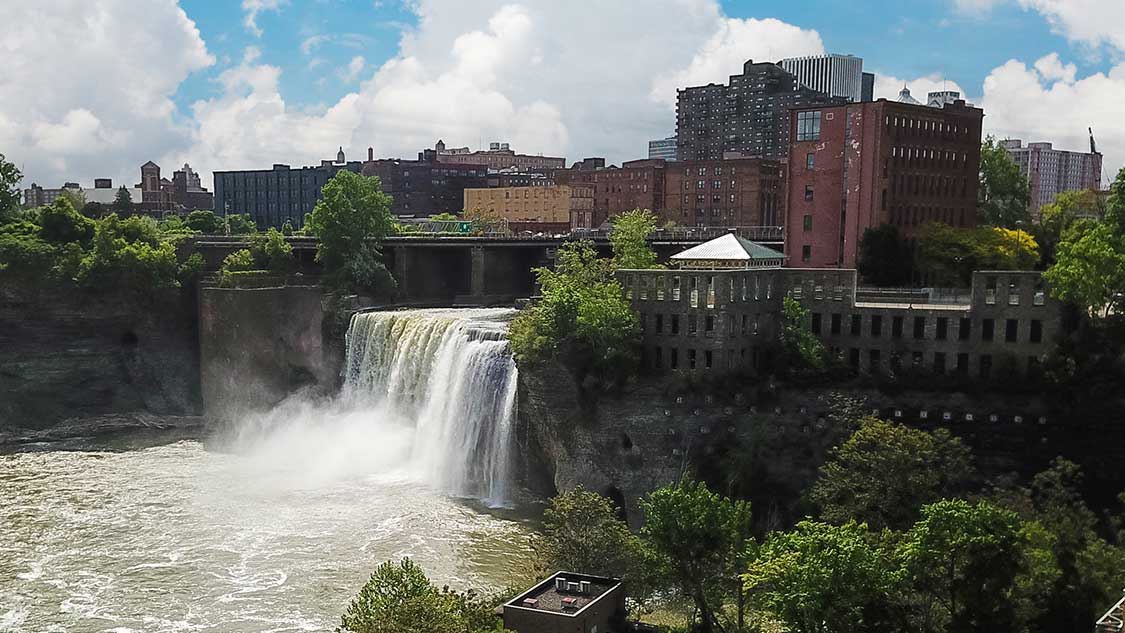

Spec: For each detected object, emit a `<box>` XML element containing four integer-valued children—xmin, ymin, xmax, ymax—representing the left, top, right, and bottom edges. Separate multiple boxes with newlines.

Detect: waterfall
<box><xmin>344</xmin><ymin>309</ymin><xmax>518</xmax><ymax>507</ymax></box>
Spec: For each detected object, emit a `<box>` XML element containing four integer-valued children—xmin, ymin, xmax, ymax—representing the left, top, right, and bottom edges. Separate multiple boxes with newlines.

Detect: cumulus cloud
<box><xmin>242</xmin><ymin>0</ymin><xmax>286</xmax><ymax>37</ymax></box>
<box><xmin>980</xmin><ymin>55</ymin><xmax>1125</xmax><ymax>183</ymax></box>
<box><xmin>340</xmin><ymin>56</ymin><xmax>367</xmax><ymax>83</ymax></box>
<box><xmin>1018</xmin><ymin>0</ymin><xmax>1125</xmax><ymax>52</ymax></box>
<box><xmin>951</xmin><ymin>0</ymin><xmax>1006</xmax><ymax>15</ymax></box>
<box><xmin>0</xmin><ymin>0</ymin><xmax>213</xmax><ymax>188</ymax></box>
<box><xmin>650</xmin><ymin>17</ymin><xmax>825</xmax><ymax>105</ymax></box>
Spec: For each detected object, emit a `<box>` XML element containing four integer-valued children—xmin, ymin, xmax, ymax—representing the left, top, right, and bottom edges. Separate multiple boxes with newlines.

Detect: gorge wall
<box><xmin>518</xmin><ymin>362</ymin><xmax>1125</xmax><ymax>526</ymax></box>
<box><xmin>198</xmin><ymin>284</ymin><xmax>345</xmax><ymax>420</ymax></box>
<box><xmin>0</xmin><ymin>283</ymin><xmax>201</xmax><ymax>435</ymax></box>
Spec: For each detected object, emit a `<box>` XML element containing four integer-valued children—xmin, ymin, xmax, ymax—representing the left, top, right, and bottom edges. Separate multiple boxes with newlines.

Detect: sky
<box><xmin>2</xmin><ymin>0</ymin><xmax>1124</xmax><ymax>192</ymax></box>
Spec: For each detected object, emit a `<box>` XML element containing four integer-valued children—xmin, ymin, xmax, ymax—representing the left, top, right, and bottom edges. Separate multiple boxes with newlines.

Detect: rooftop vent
<box><xmin>561</xmin><ymin>597</ymin><xmax>578</xmax><ymax>609</ymax></box>
<box><xmin>521</xmin><ymin>598</ymin><xmax>538</xmax><ymax>608</ymax></box>
<box><xmin>567</xmin><ymin>582</ymin><xmax>581</xmax><ymax>593</ymax></box>
<box><xmin>580</xmin><ymin>580</ymin><xmax>592</xmax><ymax>594</ymax></box>
<box><xmin>555</xmin><ymin>577</ymin><xmax>568</xmax><ymax>592</ymax></box>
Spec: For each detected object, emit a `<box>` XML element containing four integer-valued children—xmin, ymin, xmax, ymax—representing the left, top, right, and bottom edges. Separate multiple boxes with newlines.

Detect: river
<box><xmin>0</xmin><ymin>309</ymin><xmax>537</xmax><ymax>632</ymax></box>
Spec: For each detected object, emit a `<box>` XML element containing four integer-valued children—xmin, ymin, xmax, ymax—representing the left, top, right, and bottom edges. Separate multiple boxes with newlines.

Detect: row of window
<box><xmin>885</xmin><ymin>115</ymin><xmax>973</xmax><ymax>138</ymax></box>
<box><xmin>625</xmin><ymin>274</ymin><xmax>775</xmax><ymax>306</ymax></box>
<box><xmin>640</xmin><ymin>311</ymin><xmax>764</xmax><ymax>337</ymax></box>
<box><xmin>647</xmin><ymin>345</ymin><xmax>757</xmax><ymax>372</ymax></box>
<box><xmin>835</xmin><ymin>347</ymin><xmax>1038</xmax><ymax>379</ymax></box>
<box><xmin>811</xmin><ymin>312</ymin><xmax>1045</xmax><ymax>344</ymax></box>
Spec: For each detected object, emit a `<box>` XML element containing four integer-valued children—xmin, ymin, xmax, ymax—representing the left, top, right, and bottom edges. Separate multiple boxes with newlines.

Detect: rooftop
<box><xmin>670</xmin><ymin>233</ymin><xmax>785</xmax><ymax>268</ymax></box>
<box><xmin>505</xmin><ymin>572</ymin><xmax>619</xmax><ymax>617</ymax></box>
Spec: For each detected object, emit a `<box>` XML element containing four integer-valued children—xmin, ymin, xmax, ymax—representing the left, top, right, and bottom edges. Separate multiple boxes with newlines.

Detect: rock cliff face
<box><xmin>198</xmin><ymin>285</ymin><xmax>345</xmax><ymax>420</ymax></box>
<box><xmin>517</xmin><ymin>362</ymin><xmax>1119</xmax><ymax>526</ymax></box>
<box><xmin>0</xmin><ymin>283</ymin><xmax>201</xmax><ymax>432</ymax></box>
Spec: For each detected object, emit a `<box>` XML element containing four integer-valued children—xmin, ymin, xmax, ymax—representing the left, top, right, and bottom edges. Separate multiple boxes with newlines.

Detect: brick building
<box><xmin>463</xmin><ymin>184</ymin><xmax>594</xmax><ymax>225</ymax></box>
<box><xmin>663</xmin><ymin>157</ymin><xmax>784</xmax><ymax>227</ymax></box>
<box><xmin>999</xmin><ymin>138</ymin><xmax>1103</xmax><ymax>217</ymax></box>
<box><xmin>432</xmin><ymin>139</ymin><xmax>565</xmax><ymax>171</ymax></box>
<box><xmin>555</xmin><ymin>158</ymin><xmax>666</xmax><ymax>229</ymax></box>
<box><xmin>362</xmin><ymin>148</ymin><xmax>488</xmax><ymax>217</ymax></box>
<box><xmin>785</xmin><ymin>98</ymin><xmax>983</xmax><ymax>268</ymax></box>
<box><xmin>676</xmin><ymin>59</ymin><xmax>844</xmax><ymax>162</ymax></box>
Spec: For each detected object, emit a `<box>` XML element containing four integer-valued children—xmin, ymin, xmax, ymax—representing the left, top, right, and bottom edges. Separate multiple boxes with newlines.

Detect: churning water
<box><xmin>0</xmin><ymin>308</ymin><xmax>532</xmax><ymax>632</ymax></box>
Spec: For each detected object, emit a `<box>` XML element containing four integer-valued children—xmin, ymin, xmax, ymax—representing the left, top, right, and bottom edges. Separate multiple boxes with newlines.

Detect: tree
<box><xmin>38</xmin><ymin>197</ymin><xmax>95</xmax><ymax>246</ymax></box>
<box><xmin>917</xmin><ymin>223</ymin><xmax>1040</xmax><ymax>286</ymax></box>
<box><xmin>745</xmin><ymin>520</ymin><xmax>898</xmax><ymax>633</ymax></box>
<box><xmin>112</xmin><ymin>186</ymin><xmax>133</xmax><ymax>214</ymax></box>
<box><xmin>979</xmin><ymin>136</ymin><xmax>1031</xmax><ymax>228</ymax></box>
<box><xmin>857</xmin><ymin>224</ymin><xmax>912</xmax><ymax>286</ymax></box>
<box><xmin>225</xmin><ymin>213</ymin><xmax>258</xmax><ymax>235</ymax></box>
<box><xmin>531</xmin><ymin>487</ymin><xmax>656</xmax><ymax>605</ymax></box>
<box><xmin>610</xmin><ymin>209</ymin><xmax>660</xmax><ymax>270</ymax></box>
<box><xmin>76</xmin><ymin>213</ymin><xmax>180</xmax><ymax>291</ymax></box>
<box><xmin>1036</xmin><ymin>189</ymin><xmax>1105</xmax><ymax>265</ymax></box>
<box><xmin>779</xmin><ymin>295</ymin><xmax>827</xmax><ymax>373</ymax></box>
<box><xmin>58</xmin><ymin>188</ymin><xmax>86</xmax><ymax>213</ymax></box>
<box><xmin>810</xmin><ymin>419</ymin><xmax>977</xmax><ymax>530</ymax></box>
<box><xmin>305</xmin><ymin>170</ymin><xmax>395</xmax><ymax>293</ymax></box>
<box><xmin>249</xmin><ymin>227</ymin><xmax>294</xmax><ymax>272</ymax></box>
<box><xmin>992</xmin><ymin>459</ymin><xmax>1125</xmax><ymax>633</ymax></box>
<box><xmin>185</xmin><ymin>209</ymin><xmax>225</xmax><ymax>234</ymax></box>
<box><xmin>1043</xmin><ymin>221</ymin><xmax>1125</xmax><ymax>318</ymax></box>
<box><xmin>338</xmin><ymin>559</ymin><xmax>505</xmax><ymax>633</ymax></box>
<box><xmin>640</xmin><ymin>480</ymin><xmax>752</xmax><ymax>633</ymax></box>
<box><xmin>898</xmin><ymin>499</ymin><xmax>1046</xmax><ymax>633</ymax></box>
<box><xmin>0</xmin><ymin>153</ymin><xmax>22</xmax><ymax>220</ymax></box>
<box><xmin>508</xmin><ymin>240</ymin><xmax>639</xmax><ymax>384</ymax></box>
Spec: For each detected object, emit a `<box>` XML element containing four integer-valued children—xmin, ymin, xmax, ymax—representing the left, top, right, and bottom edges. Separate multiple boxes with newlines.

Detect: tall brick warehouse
<box><xmin>785</xmin><ymin>98</ymin><xmax>983</xmax><ymax>268</ymax></box>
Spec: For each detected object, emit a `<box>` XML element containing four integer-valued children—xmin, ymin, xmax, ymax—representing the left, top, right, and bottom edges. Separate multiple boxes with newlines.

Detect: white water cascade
<box><xmin>343</xmin><ymin>308</ymin><xmax>519</xmax><ymax>507</ymax></box>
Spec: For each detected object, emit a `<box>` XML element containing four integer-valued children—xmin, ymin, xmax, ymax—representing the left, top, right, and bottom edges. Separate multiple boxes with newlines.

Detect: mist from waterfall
<box><xmin>344</xmin><ymin>309</ymin><xmax>519</xmax><ymax>506</ymax></box>
<box><xmin>218</xmin><ymin>308</ymin><xmax>519</xmax><ymax>508</ymax></box>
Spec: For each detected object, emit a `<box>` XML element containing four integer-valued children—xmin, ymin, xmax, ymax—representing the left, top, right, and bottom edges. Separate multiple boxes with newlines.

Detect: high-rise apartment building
<box><xmin>779</xmin><ymin>54</ymin><xmax>866</xmax><ymax>102</ymax></box>
<box><xmin>648</xmin><ymin>136</ymin><xmax>678</xmax><ymax>161</ymax></box>
<box><xmin>999</xmin><ymin>139</ymin><xmax>1103</xmax><ymax>217</ymax></box>
<box><xmin>662</xmin><ymin>157</ymin><xmax>784</xmax><ymax>227</ymax></box>
<box><xmin>786</xmin><ymin>98</ymin><xmax>984</xmax><ymax>268</ymax></box>
<box><xmin>676</xmin><ymin>60</ymin><xmax>844</xmax><ymax>162</ymax></box>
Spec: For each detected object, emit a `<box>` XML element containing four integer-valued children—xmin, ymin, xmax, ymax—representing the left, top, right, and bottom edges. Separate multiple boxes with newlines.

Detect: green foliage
<box><xmin>1036</xmin><ymin>189</ymin><xmax>1105</xmax><ymax>265</ymax></box>
<box><xmin>532</xmin><ymin>487</ymin><xmax>658</xmax><ymax>607</ymax></box>
<box><xmin>640</xmin><ymin>480</ymin><xmax>751</xmax><ymax>633</ymax></box>
<box><xmin>338</xmin><ymin>559</ymin><xmax>505</xmax><ymax>633</ymax></box>
<box><xmin>0</xmin><ymin>152</ymin><xmax>21</xmax><ymax>219</ymax></box>
<box><xmin>250</xmin><ymin>227</ymin><xmax>294</xmax><ymax>272</ymax></box>
<box><xmin>185</xmin><ymin>209</ymin><xmax>225</xmax><ymax>234</ymax></box>
<box><xmin>224</xmin><ymin>213</ymin><xmax>258</xmax><ymax>235</ymax></box>
<box><xmin>76</xmin><ymin>214</ymin><xmax>180</xmax><ymax>291</ymax></box>
<box><xmin>58</xmin><ymin>188</ymin><xmax>86</xmax><ymax>213</ymax></box>
<box><xmin>610</xmin><ymin>209</ymin><xmax>660</xmax><ymax>270</ymax></box>
<box><xmin>897</xmin><ymin>499</ymin><xmax>1046</xmax><ymax>632</ymax></box>
<box><xmin>917</xmin><ymin>222</ymin><xmax>1039</xmax><ymax>286</ymax></box>
<box><xmin>811</xmin><ymin>419</ymin><xmax>977</xmax><ymax>530</ymax></box>
<box><xmin>979</xmin><ymin>136</ymin><xmax>1031</xmax><ymax>228</ymax></box>
<box><xmin>281</xmin><ymin>219</ymin><xmax>295</xmax><ymax>236</ymax></box>
<box><xmin>745</xmin><ymin>520</ymin><xmax>898</xmax><ymax>633</ymax></box>
<box><xmin>1044</xmin><ymin>171</ymin><xmax>1125</xmax><ymax>319</ymax></box>
<box><xmin>857</xmin><ymin>224</ymin><xmax>912</xmax><ymax>286</ymax></box>
<box><xmin>112</xmin><ymin>186</ymin><xmax>133</xmax><ymax>213</ymax></box>
<box><xmin>0</xmin><ymin>220</ymin><xmax>60</xmax><ymax>276</ymax></box>
<box><xmin>509</xmin><ymin>240</ymin><xmax>639</xmax><ymax>384</ymax></box>
<box><xmin>779</xmin><ymin>295</ymin><xmax>828</xmax><ymax>373</ymax></box>
<box><xmin>306</xmin><ymin>170</ymin><xmax>395</xmax><ymax>294</ymax></box>
<box><xmin>429</xmin><ymin>212</ymin><xmax>459</xmax><ymax>222</ymax></box>
<box><xmin>38</xmin><ymin>197</ymin><xmax>94</xmax><ymax>246</ymax></box>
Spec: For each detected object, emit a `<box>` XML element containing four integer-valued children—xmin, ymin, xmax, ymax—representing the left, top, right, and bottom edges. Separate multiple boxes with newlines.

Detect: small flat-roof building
<box><xmin>502</xmin><ymin>572</ymin><xmax>625</xmax><ymax>633</ymax></box>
